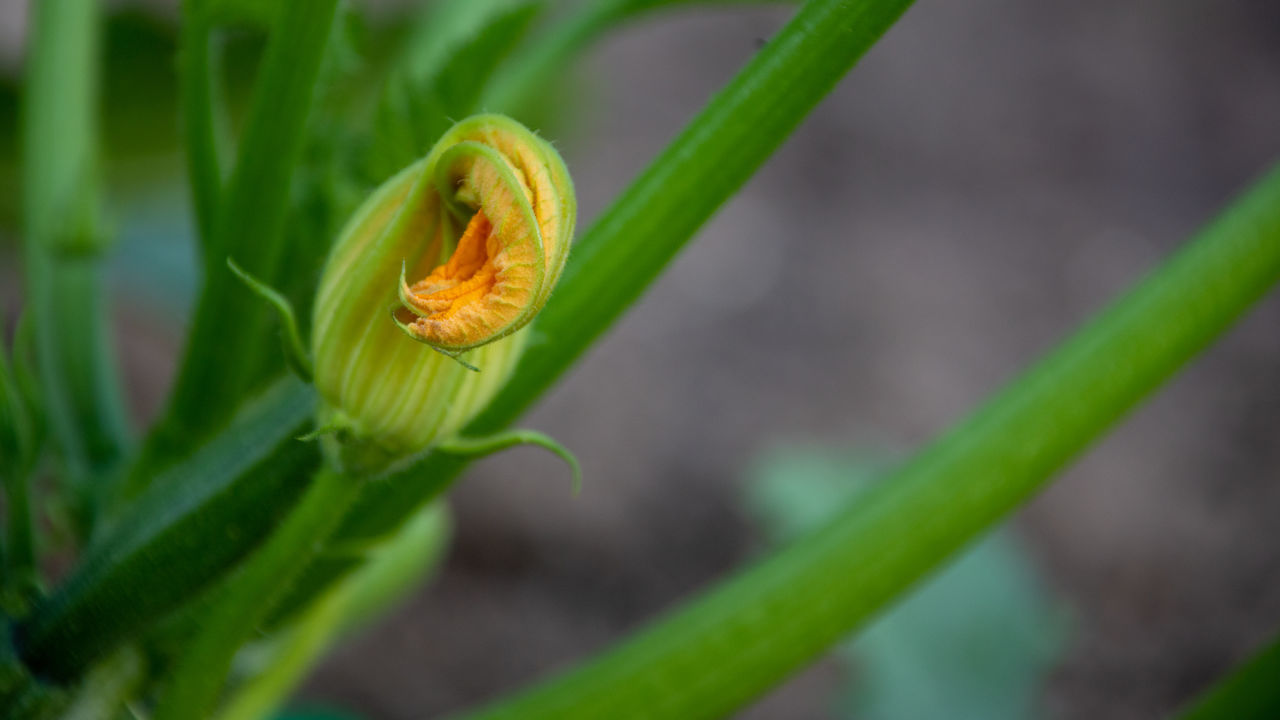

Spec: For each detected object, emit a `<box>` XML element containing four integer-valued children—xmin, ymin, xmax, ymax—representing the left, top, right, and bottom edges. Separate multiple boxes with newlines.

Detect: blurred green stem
<box><xmin>21</xmin><ymin>0</ymin><xmax>130</xmax><ymax>519</ymax></box>
<box><xmin>212</xmin><ymin>504</ymin><xmax>451</xmax><ymax>720</ymax></box>
<box><xmin>180</xmin><ymin>0</ymin><xmax>224</xmax><ymax>253</ymax></box>
<box><xmin>462</xmin><ymin>164</ymin><xmax>1280</xmax><ymax>719</ymax></box>
<box><xmin>153</xmin><ymin>465</ymin><xmax>360</xmax><ymax>720</ymax></box>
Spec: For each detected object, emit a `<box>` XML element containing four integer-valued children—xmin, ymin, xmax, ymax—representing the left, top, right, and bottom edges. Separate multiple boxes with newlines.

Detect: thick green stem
<box><xmin>459</xmin><ymin>164</ymin><xmax>1280</xmax><ymax>719</ymax></box>
<box><xmin>21</xmin><ymin>0</ymin><xmax>130</xmax><ymax>506</ymax></box>
<box><xmin>153</xmin><ymin>466</ymin><xmax>360</xmax><ymax>720</ymax></box>
<box><xmin>17</xmin><ymin>379</ymin><xmax>317</xmax><ymax>682</ymax></box>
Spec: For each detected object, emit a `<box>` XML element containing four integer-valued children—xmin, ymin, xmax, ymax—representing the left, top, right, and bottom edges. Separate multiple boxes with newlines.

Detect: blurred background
<box><xmin>2</xmin><ymin>0</ymin><xmax>1280</xmax><ymax>717</ymax></box>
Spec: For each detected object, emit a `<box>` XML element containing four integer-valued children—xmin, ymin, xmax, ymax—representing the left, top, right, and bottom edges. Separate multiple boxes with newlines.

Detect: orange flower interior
<box><xmin>397</xmin><ymin>209</ymin><xmax>507</xmax><ymax>349</ymax></box>
<box><xmin>405</xmin><ymin>211</ymin><xmax>495</xmax><ymax>317</ymax></box>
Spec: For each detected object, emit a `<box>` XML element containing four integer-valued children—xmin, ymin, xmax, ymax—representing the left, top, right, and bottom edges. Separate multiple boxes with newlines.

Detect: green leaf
<box><xmin>16</xmin><ymin>378</ymin><xmax>318</xmax><ymax>681</ymax></box>
<box><xmin>743</xmin><ymin>447</ymin><xmax>888</xmax><ymax>542</ymax></box>
<box><xmin>843</xmin><ymin>535</ymin><xmax>1064</xmax><ymax>720</ymax></box>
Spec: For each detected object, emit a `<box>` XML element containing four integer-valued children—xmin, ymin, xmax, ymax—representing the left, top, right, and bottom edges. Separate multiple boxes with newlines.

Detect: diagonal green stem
<box><xmin>458</xmin><ymin>163</ymin><xmax>1280</xmax><ymax>719</ymax></box>
<box><xmin>17</xmin><ymin>379</ymin><xmax>318</xmax><ymax>681</ymax></box>
<box><xmin>21</xmin><ymin>0</ymin><xmax>131</xmax><ymax>515</ymax></box>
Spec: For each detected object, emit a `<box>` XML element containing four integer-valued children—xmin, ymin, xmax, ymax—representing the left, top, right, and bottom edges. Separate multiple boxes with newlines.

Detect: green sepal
<box><xmin>227</xmin><ymin>257</ymin><xmax>314</xmax><ymax>382</ymax></box>
<box><xmin>436</xmin><ymin>429</ymin><xmax>582</xmax><ymax>495</ymax></box>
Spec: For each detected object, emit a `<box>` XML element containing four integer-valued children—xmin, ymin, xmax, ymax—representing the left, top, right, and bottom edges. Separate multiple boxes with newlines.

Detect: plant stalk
<box><xmin>21</xmin><ymin>0</ymin><xmax>130</xmax><ymax>518</ymax></box>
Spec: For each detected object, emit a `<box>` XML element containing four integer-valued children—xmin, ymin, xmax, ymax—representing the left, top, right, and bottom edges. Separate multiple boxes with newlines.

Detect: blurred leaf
<box><xmin>23</xmin><ymin>0</ymin><xmax>132</xmax><ymax>507</ymax></box>
<box><xmin>743</xmin><ymin>446</ymin><xmax>887</xmax><ymax>541</ymax></box>
<box><xmin>399</xmin><ymin>0</ymin><xmax>538</xmax><ymax>79</ymax></box>
<box><xmin>368</xmin><ymin>1</ymin><xmax>542</xmax><ymax>180</ymax></box>
<box><xmin>744</xmin><ymin>446</ymin><xmax>1068</xmax><ymax>720</ymax></box>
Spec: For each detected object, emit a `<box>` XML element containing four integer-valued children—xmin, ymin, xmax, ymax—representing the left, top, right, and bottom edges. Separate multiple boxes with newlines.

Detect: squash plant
<box><xmin>4</xmin><ymin>0</ymin><xmax>1279</xmax><ymax>717</ymax></box>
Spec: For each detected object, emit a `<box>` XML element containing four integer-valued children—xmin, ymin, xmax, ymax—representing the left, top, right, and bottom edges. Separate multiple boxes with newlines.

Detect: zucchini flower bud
<box><xmin>312</xmin><ymin>115</ymin><xmax>575</xmax><ymax>462</ymax></box>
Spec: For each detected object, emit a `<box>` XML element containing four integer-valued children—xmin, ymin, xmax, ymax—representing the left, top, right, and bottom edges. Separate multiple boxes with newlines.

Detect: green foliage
<box><xmin>6</xmin><ymin>0</ymin><xmax>1280</xmax><ymax>717</ymax></box>
<box><xmin>369</xmin><ymin>1</ymin><xmax>542</xmax><ymax>180</ymax></box>
<box><xmin>745</xmin><ymin>447</ymin><xmax>1066</xmax><ymax>720</ymax></box>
